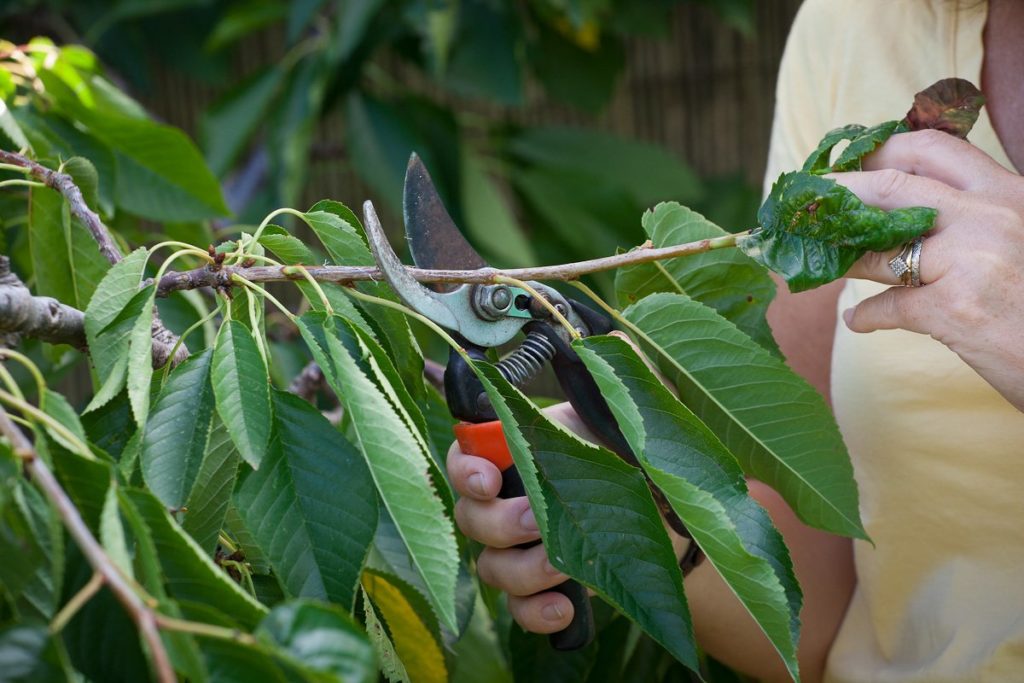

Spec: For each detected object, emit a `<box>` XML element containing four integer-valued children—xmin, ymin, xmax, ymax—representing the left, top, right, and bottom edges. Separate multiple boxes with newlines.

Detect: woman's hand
<box><xmin>446</xmin><ymin>402</ymin><xmax>586</xmax><ymax>634</ymax></box>
<box><xmin>836</xmin><ymin>129</ymin><xmax>1024</xmax><ymax>410</ymax></box>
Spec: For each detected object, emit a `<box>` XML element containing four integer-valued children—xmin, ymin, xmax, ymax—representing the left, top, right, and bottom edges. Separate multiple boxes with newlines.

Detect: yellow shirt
<box><xmin>764</xmin><ymin>1</ymin><xmax>1024</xmax><ymax>681</ymax></box>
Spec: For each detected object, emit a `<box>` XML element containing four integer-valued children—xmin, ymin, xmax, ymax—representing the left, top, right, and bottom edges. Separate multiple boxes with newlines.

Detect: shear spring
<box><xmin>497</xmin><ymin>332</ymin><xmax>556</xmax><ymax>387</ymax></box>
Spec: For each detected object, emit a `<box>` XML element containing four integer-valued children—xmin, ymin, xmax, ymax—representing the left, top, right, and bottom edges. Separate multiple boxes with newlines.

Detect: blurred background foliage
<box><xmin>1</xmin><ymin>0</ymin><xmax>798</xmax><ymax>282</ymax></box>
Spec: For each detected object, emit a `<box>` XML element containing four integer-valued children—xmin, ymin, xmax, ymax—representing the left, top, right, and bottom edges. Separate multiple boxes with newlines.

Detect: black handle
<box><xmin>499</xmin><ymin>466</ymin><xmax>595</xmax><ymax>651</ymax></box>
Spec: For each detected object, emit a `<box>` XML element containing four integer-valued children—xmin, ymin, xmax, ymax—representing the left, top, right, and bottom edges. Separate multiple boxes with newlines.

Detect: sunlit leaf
<box><xmin>624</xmin><ymin>293</ymin><xmax>866</xmax><ymax>539</ymax></box>
<box><xmin>212</xmin><ymin>320</ymin><xmax>272</xmax><ymax>469</ymax></box>
<box><xmin>577</xmin><ymin>336</ymin><xmax>801</xmax><ymax>680</ymax></box>
<box><xmin>363</xmin><ymin>570</ymin><xmax>447</xmax><ymax>683</ymax></box>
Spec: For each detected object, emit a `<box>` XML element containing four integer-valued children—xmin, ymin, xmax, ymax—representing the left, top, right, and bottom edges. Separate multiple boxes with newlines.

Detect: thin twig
<box><xmin>50</xmin><ymin>571</ymin><xmax>103</xmax><ymax>634</ymax></box>
<box><xmin>0</xmin><ymin>150</ymin><xmax>189</xmax><ymax>365</ymax></box>
<box><xmin>0</xmin><ymin>406</ymin><xmax>176</xmax><ymax>683</ymax></box>
<box><xmin>154</xmin><ymin>232</ymin><xmax>745</xmax><ymax>297</ymax></box>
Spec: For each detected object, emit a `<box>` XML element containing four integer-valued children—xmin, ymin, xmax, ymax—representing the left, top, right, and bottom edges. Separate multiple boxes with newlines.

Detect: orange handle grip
<box><xmin>453</xmin><ymin>420</ymin><xmax>513</xmax><ymax>471</ymax></box>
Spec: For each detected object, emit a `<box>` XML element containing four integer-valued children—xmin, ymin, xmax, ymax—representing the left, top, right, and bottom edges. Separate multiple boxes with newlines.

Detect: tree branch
<box><xmin>0</xmin><ymin>405</ymin><xmax>176</xmax><ymax>683</ymax></box>
<box><xmin>154</xmin><ymin>233</ymin><xmax>743</xmax><ymax>297</ymax></box>
<box><xmin>0</xmin><ymin>257</ymin><xmax>86</xmax><ymax>349</ymax></box>
<box><xmin>0</xmin><ymin>150</ymin><xmax>188</xmax><ymax>365</ymax></box>
<box><xmin>0</xmin><ymin>257</ymin><xmax>184</xmax><ymax>368</ymax></box>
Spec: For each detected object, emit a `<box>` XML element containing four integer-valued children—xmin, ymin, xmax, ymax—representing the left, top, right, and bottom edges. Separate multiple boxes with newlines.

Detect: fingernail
<box><xmin>541</xmin><ymin>603</ymin><xmax>564</xmax><ymax>622</ymax></box>
<box><xmin>842</xmin><ymin>308</ymin><xmax>854</xmax><ymax>327</ymax></box>
<box><xmin>468</xmin><ymin>473</ymin><xmax>488</xmax><ymax>497</ymax></box>
<box><xmin>520</xmin><ymin>508</ymin><xmax>538</xmax><ymax>532</ymax></box>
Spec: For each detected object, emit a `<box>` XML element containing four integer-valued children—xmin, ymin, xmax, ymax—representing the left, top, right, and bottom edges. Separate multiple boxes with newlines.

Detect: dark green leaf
<box><xmin>472</xmin><ymin>362</ymin><xmax>698</xmax><ymax>672</ymax></box>
<box><xmin>615</xmin><ymin>202</ymin><xmax>778</xmax><ymax>353</ymax></box>
<box><xmin>234</xmin><ymin>390</ymin><xmax>377</xmax><ymax>611</ymax></box>
<box><xmin>298</xmin><ymin>315</ymin><xmax>459</xmax><ymax>634</ymax></box>
<box><xmin>0</xmin><ymin>485</ymin><xmax>50</xmax><ymax>614</ymax></box>
<box><xmin>80</xmin><ymin>389</ymin><xmax>136</xmax><ymax>460</ymax></box>
<box><xmin>124</xmin><ymin>488</ymin><xmax>267</xmax><ymax>629</ymax></box>
<box><xmin>624</xmin><ymin>292</ymin><xmax>867</xmax><ymax>539</ymax></box>
<box><xmin>526</xmin><ymin>18</ymin><xmax>624</xmax><ymax>113</ymax></box>
<box><xmin>212</xmin><ymin>320</ymin><xmax>272</xmax><ymax>469</ymax></box>
<box><xmin>904</xmin><ymin>77</ymin><xmax>985</xmax><ymax>138</ymax></box>
<box><xmin>287</xmin><ymin>0</ymin><xmax>328</xmax><ymax>42</ymax></box>
<box><xmin>206</xmin><ymin>1</ymin><xmax>288</xmax><ymax>52</ymax></box>
<box><xmin>182</xmin><ymin>416</ymin><xmax>240</xmax><ymax>556</ymax></box>
<box><xmin>329</xmin><ymin>0</ymin><xmax>386</xmax><ymax>63</ymax></box>
<box><xmin>0</xmin><ymin>623</ymin><xmax>68</xmax><ymax>683</ymax></box>
<box><xmin>29</xmin><ymin>186</ymin><xmax>109</xmax><ymax>312</ymax></box>
<box><xmin>257</xmin><ymin>600</ymin><xmax>377</xmax><ymax>683</ymax></box>
<box><xmin>444</xmin><ymin>0</ymin><xmax>523</xmax><ymax>105</ymax></box>
<box><xmin>576</xmin><ymin>336</ymin><xmax>801</xmax><ymax>679</ymax></box>
<box><xmin>141</xmin><ymin>348</ymin><xmax>216</xmax><ymax>509</ymax></box>
<box><xmin>742</xmin><ymin>172</ymin><xmax>936</xmax><ymax>291</ymax></box>
<box><xmin>201</xmin><ymin>66</ymin><xmax>287</xmax><ymax>176</ymax></box>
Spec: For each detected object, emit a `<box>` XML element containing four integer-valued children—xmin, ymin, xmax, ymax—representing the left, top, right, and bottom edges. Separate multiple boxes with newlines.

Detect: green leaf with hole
<box><xmin>615</xmin><ymin>202</ymin><xmax>778</xmax><ymax>353</ymax></box>
<box><xmin>471</xmin><ymin>361</ymin><xmax>698</xmax><ymax>672</ymax></box>
<box><xmin>212</xmin><ymin>320</ymin><xmax>272</xmax><ymax>469</ymax></box>
<box><xmin>234</xmin><ymin>389</ymin><xmax>377</xmax><ymax>611</ymax></box>
<box><xmin>576</xmin><ymin>336</ymin><xmax>801</xmax><ymax>681</ymax></box>
<box><xmin>625</xmin><ymin>292</ymin><xmax>866</xmax><ymax>539</ymax></box>
<box><xmin>141</xmin><ymin>348</ymin><xmax>215</xmax><ymax>509</ymax></box>
<box><xmin>741</xmin><ymin>172</ymin><xmax>935</xmax><ymax>292</ymax></box>
<box><xmin>297</xmin><ymin>314</ymin><xmax>459</xmax><ymax>635</ymax></box>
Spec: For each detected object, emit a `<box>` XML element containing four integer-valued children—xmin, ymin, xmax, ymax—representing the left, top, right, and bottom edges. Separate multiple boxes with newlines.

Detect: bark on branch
<box><xmin>0</xmin><ymin>257</ymin><xmax>182</xmax><ymax>367</ymax></box>
<box><xmin>0</xmin><ymin>406</ymin><xmax>176</xmax><ymax>683</ymax></box>
<box><xmin>154</xmin><ymin>233</ymin><xmax>742</xmax><ymax>297</ymax></box>
<box><xmin>0</xmin><ymin>150</ymin><xmax>188</xmax><ymax>365</ymax></box>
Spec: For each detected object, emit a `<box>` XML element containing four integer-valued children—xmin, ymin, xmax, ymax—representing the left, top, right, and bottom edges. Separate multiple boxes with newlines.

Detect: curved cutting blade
<box><xmin>403</xmin><ymin>153</ymin><xmax>487</xmax><ymax>273</ymax></box>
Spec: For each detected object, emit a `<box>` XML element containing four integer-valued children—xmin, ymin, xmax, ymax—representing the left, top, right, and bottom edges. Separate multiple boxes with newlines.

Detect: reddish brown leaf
<box><xmin>904</xmin><ymin>78</ymin><xmax>985</xmax><ymax>139</ymax></box>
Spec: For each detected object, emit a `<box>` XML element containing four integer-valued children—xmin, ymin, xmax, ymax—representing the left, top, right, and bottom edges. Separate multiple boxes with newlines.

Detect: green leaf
<box><xmin>904</xmin><ymin>77</ymin><xmax>985</xmax><ymax>138</ymax></box>
<box><xmin>124</xmin><ymin>488</ymin><xmax>268</xmax><ymax>628</ymax></box>
<box><xmin>361</xmin><ymin>588</ymin><xmax>410</xmax><ymax>683</ymax></box>
<box><xmin>126</xmin><ymin>286</ymin><xmax>156</xmax><ymax>427</ymax></box>
<box><xmin>40</xmin><ymin>70</ymin><xmax>229</xmax><ymax>221</ymax></box>
<box><xmin>256</xmin><ymin>600</ymin><xmax>377</xmax><ymax>683</ymax></box>
<box><xmin>460</xmin><ymin>149</ymin><xmax>537</xmax><ymax>268</ymax></box>
<box><xmin>471</xmin><ymin>362</ymin><xmax>698</xmax><ymax>672</ymax></box>
<box><xmin>741</xmin><ymin>172</ymin><xmax>936</xmax><ymax>291</ymax></box>
<box><xmin>182</xmin><ymin>416</ymin><xmax>241</xmax><ymax>556</ymax></box>
<box><xmin>298</xmin><ymin>315</ymin><xmax>459</xmax><ymax>634</ymax></box>
<box><xmin>526</xmin><ymin>18</ymin><xmax>624</xmax><ymax>113</ymax></box>
<box><xmin>29</xmin><ymin>186</ymin><xmax>110</xmax><ymax>312</ymax></box>
<box><xmin>212</xmin><ymin>320</ymin><xmax>272</xmax><ymax>469</ymax></box>
<box><xmin>0</xmin><ymin>98</ymin><xmax>30</xmax><ymax>150</ymax></box>
<box><xmin>41</xmin><ymin>389</ymin><xmax>90</xmax><ymax>457</ymax></box>
<box><xmin>83</xmin><ymin>247</ymin><xmax>148</xmax><ymax>388</ymax></box>
<box><xmin>615</xmin><ymin>202</ymin><xmax>778</xmax><ymax>354</ymax></box>
<box><xmin>0</xmin><ymin>485</ymin><xmax>50</xmax><ymax>614</ymax></box>
<box><xmin>832</xmin><ymin>120</ymin><xmax>904</xmax><ymax>171</ymax></box>
<box><xmin>799</xmin><ymin>124</ymin><xmax>865</xmax><ymax>173</ymax></box>
<box><xmin>258</xmin><ymin>226</ymin><xmax>374</xmax><ymax>335</ymax></box>
<box><xmin>47</xmin><ymin>436</ymin><xmax>112</xmax><ymax>533</ymax></box>
<box><xmin>0</xmin><ymin>623</ymin><xmax>68</xmax><ymax>683</ymax></box>
<box><xmin>234</xmin><ymin>390</ymin><xmax>378</xmax><ymax>611</ymax></box>
<box><xmin>444</xmin><ymin>0</ymin><xmax>523</xmax><ymax>105</ymax></box>
<box><xmin>141</xmin><ymin>348</ymin><xmax>216</xmax><ymax>509</ymax></box>
<box><xmin>576</xmin><ymin>336</ymin><xmax>801</xmax><ymax>680</ymax></box>
<box><xmin>624</xmin><ymin>292</ymin><xmax>867</xmax><ymax>539</ymax></box>
<box><xmin>206</xmin><ymin>1</ymin><xmax>288</xmax><ymax>52</ymax></box>
<box><xmin>201</xmin><ymin>66</ymin><xmax>287</xmax><ymax>176</ymax></box>
<box><xmin>100</xmin><ymin>483</ymin><xmax>133</xmax><ymax>578</ymax></box>
<box><xmin>304</xmin><ymin>200</ymin><xmax>426</xmax><ymax>399</ymax></box>
<box><xmin>328</xmin><ymin>0</ymin><xmax>385</xmax><ymax>63</ymax></box>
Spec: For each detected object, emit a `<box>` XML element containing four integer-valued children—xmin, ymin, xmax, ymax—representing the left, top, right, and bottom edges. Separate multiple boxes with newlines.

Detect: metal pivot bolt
<box><xmin>472</xmin><ymin>284</ymin><xmax>513</xmax><ymax>321</ymax></box>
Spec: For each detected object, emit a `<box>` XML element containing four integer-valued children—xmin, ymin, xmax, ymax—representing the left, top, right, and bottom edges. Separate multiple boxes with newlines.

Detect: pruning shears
<box><xmin>363</xmin><ymin>155</ymin><xmax>701</xmax><ymax>651</ymax></box>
